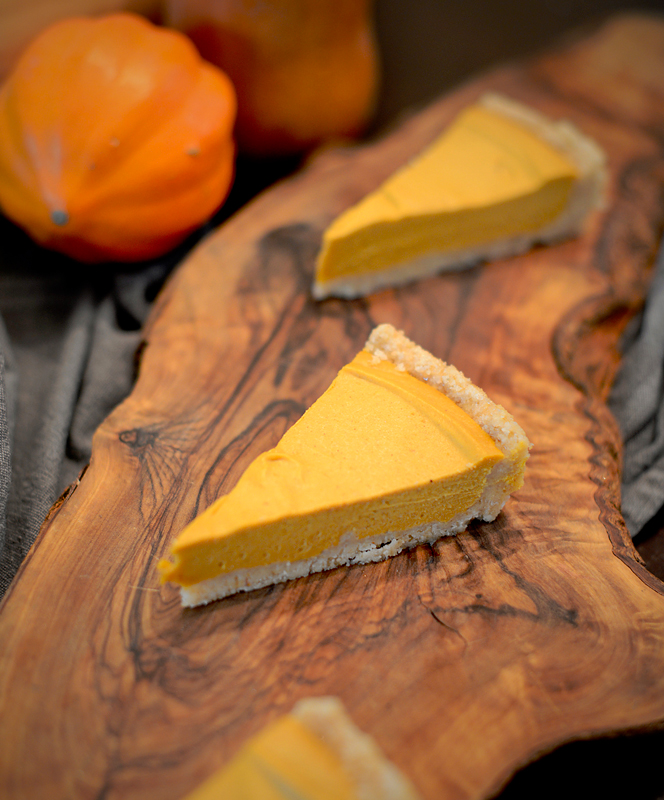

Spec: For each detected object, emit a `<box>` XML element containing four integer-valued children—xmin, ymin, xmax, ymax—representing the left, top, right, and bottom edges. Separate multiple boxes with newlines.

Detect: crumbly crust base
<box><xmin>312</xmin><ymin>92</ymin><xmax>607</xmax><ymax>300</ymax></box>
<box><xmin>179</xmin><ymin>324</ymin><xmax>531</xmax><ymax>607</ymax></box>
<box><xmin>291</xmin><ymin>697</ymin><xmax>423</xmax><ymax>800</ymax></box>
<box><xmin>181</xmin><ymin>503</ymin><xmax>479</xmax><ymax>607</ymax></box>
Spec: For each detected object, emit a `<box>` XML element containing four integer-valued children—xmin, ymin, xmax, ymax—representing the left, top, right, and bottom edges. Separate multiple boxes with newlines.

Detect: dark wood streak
<box><xmin>416</xmin><ymin>525</ymin><xmax>580</xmax><ymax>636</ymax></box>
<box><xmin>470</xmin><ymin>532</ymin><xmax>579</xmax><ymax>628</ymax></box>
<box><xmin>256</xmin><ymin>223</ymin><xmax>323</xmax><ymax>291</ymax></box>
<box><xmin>197</xmin><ymin>398</ymin><xmax>305</xmax><ymax>502</ymax></box>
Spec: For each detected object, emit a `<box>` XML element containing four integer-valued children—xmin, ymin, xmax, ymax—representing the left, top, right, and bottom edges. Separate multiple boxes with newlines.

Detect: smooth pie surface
<box><xmin>314</xmin><ymin>103</ymin><xmax>578</xmax><ymax>288</ymax></box>
<box><xmin>159</xmin><ymin>350</ymin><xmax>503</xmax><ymax>588</ymax></box>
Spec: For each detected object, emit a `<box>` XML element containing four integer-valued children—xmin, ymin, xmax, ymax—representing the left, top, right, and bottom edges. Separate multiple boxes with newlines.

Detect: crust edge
<box><xmin>291</xmin><ymin>697</ymin><xmax>423</xmax><ymax>800</ymax></box>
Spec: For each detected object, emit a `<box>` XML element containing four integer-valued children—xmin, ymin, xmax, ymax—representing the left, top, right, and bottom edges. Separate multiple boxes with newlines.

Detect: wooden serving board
<box><xmin>2</xmin><ymin>13</ymin><xmax>664</xmax><ymax>800</ymax></box>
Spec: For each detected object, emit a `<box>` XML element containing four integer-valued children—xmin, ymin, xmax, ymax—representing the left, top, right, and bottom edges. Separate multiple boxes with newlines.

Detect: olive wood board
<box><xmin>2</xmin><ymin>12</ymin><xmax>664</xmax><ymax>800</ymax></box>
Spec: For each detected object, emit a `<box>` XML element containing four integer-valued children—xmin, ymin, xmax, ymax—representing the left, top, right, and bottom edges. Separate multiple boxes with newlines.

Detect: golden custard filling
<box><xmin>183</xmin><ymin>714</ymin><xmax>357</xmax><ymax>800</ymax></box>
<box><xmin>160</xmin><ymin>350</ymin><xmax>503</xmax><ymax>588</ymax></box>
<box><xmin>315</xmin><ymin>104</ymin><xmax>578</xmax><ymax>282</ymax></box>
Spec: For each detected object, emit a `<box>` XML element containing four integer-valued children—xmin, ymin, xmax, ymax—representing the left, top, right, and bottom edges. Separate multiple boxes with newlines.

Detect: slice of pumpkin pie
<box><xmin>159</xmin><ymin>324</ymin><xmax>531</xmax><ymax>606</ymax></box>
<box><xmin>180</xmin><ymin>696</ymin><xmax>422</xmax><ymax>800</ymax></box>
<box><xmin>312</xmin><ymin>92</ymin><xmax>606</xmax><ymax>299</ymax></box>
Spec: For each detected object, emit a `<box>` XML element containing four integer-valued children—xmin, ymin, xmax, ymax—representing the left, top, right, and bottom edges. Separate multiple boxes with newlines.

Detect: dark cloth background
<box><xmin>609</xmin><ymin>244</ymin><xmax>664</xmax><ymax>536</ymax></box>
<box><xmin>0</xmin><ymin>223</ymin><xmax>174</xmax><ymax>596</ymax></box>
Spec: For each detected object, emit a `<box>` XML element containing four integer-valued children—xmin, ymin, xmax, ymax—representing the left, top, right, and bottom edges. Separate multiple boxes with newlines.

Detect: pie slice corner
<box><xmin>179</xmin><ymin>696</ymin><xmax>423</xmax><ymax>800</ymax></box>
<box><xmin>312</xmin><ymin>92</ymin><xmax>607</xmax><ymax>299</ymax></box>
<box><xmin>158</xmin><ymin>323</ymin><xmax>531</xmax><ymax>607</ymax></box>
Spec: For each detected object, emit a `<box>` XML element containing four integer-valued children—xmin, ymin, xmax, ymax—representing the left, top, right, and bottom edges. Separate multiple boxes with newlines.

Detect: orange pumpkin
<box><xmin>165</xmin><ymin>0</ymin><xmax>379</xmax><ymax>156</ymax></box>
<box><xmin>0</xmin><ymin>12</ymin><xmax>237</xmax><ymax>263</ymax></box>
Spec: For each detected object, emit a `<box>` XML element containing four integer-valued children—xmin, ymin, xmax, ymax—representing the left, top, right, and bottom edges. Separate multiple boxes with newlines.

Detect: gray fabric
<box><xmin>0</xmin><ymin>351</ymin><xmax>11</xmax><ymax>565</ymax></box>
<box><xmin>0</xmin><ymin>255</ymin><xmax>169</xmax><ymax>598</ymax></box>
<box><xmin>11</xmin><ymin>290</ymin><xmax>95</xmax><ymax>561</ymax></box>
<box><xmin>0</xmin><ymin>314</ymin><xmax>17</xmax><ymax>444</ymax></box>
<box><xmin>609</xmin><ymin>243</ymin><xmax>664</xmax><ymax>537</ymax></box>
<box><xmin>0</xmin><ymin>315</ymin><xmax>17</xmax><ymax>563</ymax></box>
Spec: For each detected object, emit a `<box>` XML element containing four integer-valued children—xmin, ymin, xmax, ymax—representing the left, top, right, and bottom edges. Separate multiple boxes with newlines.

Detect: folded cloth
<box><xmin>0</xmin><ymin>236</ymin><xmax>172</xmax><ymax>598</ymax></box>
<box><xmin>609</xmin><ymin>238</ymin><xmax>664</xmax><ymax>537</ymax></box>
<box><xmin>0</xmin><ymin>323</ymin><xmax>13</xmax><ymax>572</ymax></box>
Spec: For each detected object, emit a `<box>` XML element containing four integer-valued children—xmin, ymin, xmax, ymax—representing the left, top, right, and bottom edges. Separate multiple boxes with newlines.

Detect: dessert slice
<box><xmin>180</xmin><ymin>696</ymin><xmax>422</xmax><ymax>800</ymax></box>
<box><xmin>159</xmin><ymin>324</ymin><xmax>531</xmax><ymax>607</ymax></box>
<box><xmin>312</xmin><ymin>92</ymin><xmax>606</xmax><ymax>299</ymax></box>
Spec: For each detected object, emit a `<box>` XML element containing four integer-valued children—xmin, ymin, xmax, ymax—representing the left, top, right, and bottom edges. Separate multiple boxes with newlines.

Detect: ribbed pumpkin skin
<box><xmin>165</xmin><ymin>0</ymin><xmax>379</xmax><ymax>156</ymax></box>
<box><xmin>0</xmin><ymin>13</ymin><xmax>237</xmax><ymax>262</ymax></box>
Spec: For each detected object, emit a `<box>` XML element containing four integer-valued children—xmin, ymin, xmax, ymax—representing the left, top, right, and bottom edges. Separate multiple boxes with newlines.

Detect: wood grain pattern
<box><xmin>2</xmin><ymin>12</ymin><xmax>664</xmax><ymax>800</ymax></box>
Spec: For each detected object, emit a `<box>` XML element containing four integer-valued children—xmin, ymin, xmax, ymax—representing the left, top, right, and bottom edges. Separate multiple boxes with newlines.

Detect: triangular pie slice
<box><xmin>159</xmin><ymin>324</ymin><xmax>531</xmax><ymax>606</ymax></box>
<box><xmin>180</xmin><ymin>696</ymin><xmax>422</xmax><ymax>800</ymax></box>
<box><xmin>312</xmin><ymin>92</ymin><xmax>606</xmax><ymax>299</ymax></box>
